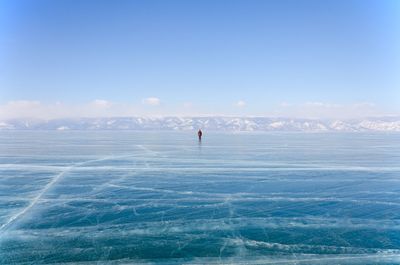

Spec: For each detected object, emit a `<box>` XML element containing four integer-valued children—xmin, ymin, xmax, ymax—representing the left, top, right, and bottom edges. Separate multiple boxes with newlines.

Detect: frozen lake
<box><xmin>1</xmin><ymin>131</ymin><xmax>400</xmax><ymax>264</ymax></box>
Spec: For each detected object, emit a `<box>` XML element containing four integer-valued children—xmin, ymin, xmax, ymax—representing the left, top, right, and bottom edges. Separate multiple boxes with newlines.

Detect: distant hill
<box><xmin>1</xmin><ymin>117</ymin><xmax>400</xmax><ymax>132</ymax></box>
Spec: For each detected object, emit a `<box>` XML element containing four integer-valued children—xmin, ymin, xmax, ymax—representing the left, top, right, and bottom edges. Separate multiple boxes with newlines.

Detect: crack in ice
<box><xmin>0</xmin><ymin>154</ymin><xmax>137</xmax><ymax>234</ymax></box>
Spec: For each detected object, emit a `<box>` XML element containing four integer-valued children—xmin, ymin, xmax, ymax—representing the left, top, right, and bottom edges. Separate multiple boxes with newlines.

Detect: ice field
<box><xmin>1</xmin><ymin>131</ymin><xmax>400</xmax><ymax>264</ymax></box>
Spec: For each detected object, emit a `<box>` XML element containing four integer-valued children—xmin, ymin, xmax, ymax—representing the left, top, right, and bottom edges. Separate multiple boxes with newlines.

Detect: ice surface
<box><xmin>0</xmin><ymin>131</ymin><xmax>400</xmax><ymax>264</ymax></box>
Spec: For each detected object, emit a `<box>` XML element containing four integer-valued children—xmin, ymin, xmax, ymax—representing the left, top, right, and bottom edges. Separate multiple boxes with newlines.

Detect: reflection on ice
<box><xmin>0</xmin><ymin>131</ymin><xmax>400</xmax><ymax>264</ymax></box>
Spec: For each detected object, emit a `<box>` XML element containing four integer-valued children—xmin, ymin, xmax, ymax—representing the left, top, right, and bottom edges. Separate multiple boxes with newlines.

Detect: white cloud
<box><xmin>183</xmin><ymin>102</ymin><xmax>193</xmax><ymax>108</ymax></box>
<box><xmin>91</xmin><ymin>99</ymin><xmax>112</xmax><ymax>108</ymax></box>
<box><xmin>0</xmin><ymin>100</ymin><xmax>136</xmax><ymax>119</ymax></box>
<box><xmin>0</xmin><ymin>100</ymin><xmax>395</xmax><ymax>120</ymax></box>
<box><xmin>279</xmin><ymin>102</ymin><xmax>291</xmax><ymax>107</ymax></box>
<box><xmin>304</xmin><ymin>102</ymin><xmax>325</xmax><ymax>107</ymax></box>
<box><xmin>142</xmin><ymin>97</ymin><xmax>160</xmax><ymax>106</ymax></box>
<box><xmin>353</xmin><ymin>102</ymin><xmax>376</xmax><ymax>108</ymax></box>
<box><xmin>0</xmin><ymin>100</ymin><xmax>44</xmax><ymax>119</ymax></box>
<box><xmin>273</xmin><ymin>102</ymin><xmax>386</xmax><ymax>119</ymax></box>
<box><xmin>236</xmin><ymin>100</ymin><xmax>246</xmax><ymax>107</ymax></box>
<box><xmin>304</xmin><ymin>102</ymin><xmax>340</xmax><ymax>108</ymax></box>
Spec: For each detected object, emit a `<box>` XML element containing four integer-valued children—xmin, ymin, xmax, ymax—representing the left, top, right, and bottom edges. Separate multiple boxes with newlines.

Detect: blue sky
<box><xmin>0</xmin><ymin>0</ymin><xmax>399</xmax><ymax>118</ymax></box>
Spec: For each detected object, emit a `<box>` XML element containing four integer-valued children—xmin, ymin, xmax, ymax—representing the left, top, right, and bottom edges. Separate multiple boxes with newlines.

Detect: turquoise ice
<box><xmin>0</xmin><ymin>131</ymin><xmax>400</xmax><ymax>264</ymax></box>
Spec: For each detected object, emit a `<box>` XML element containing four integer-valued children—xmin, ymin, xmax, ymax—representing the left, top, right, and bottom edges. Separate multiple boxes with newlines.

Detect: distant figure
<box><xmin>198</xmin><ymin>129</ymin><xmax>203</xmax><ymax>141</ymax></box>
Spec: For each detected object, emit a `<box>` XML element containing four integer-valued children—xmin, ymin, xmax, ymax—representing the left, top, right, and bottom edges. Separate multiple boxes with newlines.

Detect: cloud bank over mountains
<box><xmin>1</xmin><ymin>99</ymin><xmax>399</xmax><ymax>132</ymax></box>
<box><xmin>1</xmin><ymin>116</ymin><xmax>400</xmax><ymax>132</ymax></box>
<box><xmin>0</xmin><ymin>99</ymin><xmax>396</xmax><ymax>120</ymax></box>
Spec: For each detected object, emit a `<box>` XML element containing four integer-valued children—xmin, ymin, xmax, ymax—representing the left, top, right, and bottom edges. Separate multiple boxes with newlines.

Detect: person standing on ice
<box><xmin>198</xmin><ymin>129</ymin><xmax>203</xmax><ymax>141</ymax></box>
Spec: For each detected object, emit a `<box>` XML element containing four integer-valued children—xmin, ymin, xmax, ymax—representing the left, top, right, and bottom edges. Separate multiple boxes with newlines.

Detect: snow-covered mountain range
<box><xmin>1</xmin><ymin>117</ymin><xmax>400</xmax><ymax>132</ymax></box>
